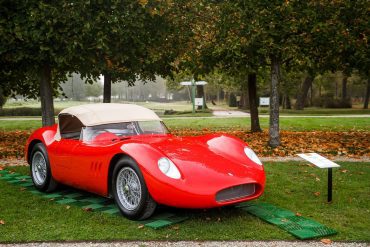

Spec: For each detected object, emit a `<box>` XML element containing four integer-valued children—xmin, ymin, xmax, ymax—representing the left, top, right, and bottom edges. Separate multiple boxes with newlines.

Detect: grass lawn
<box><xmin>0</xmin><ymin>162</ymin><xmax>368</xmax><ymax>242</ymax></box>
<box><xmin>3</xmin><ymin>100</ymin><xmax>196</xmax><ymax>113</ymax></box>
<box><xmin>3</xmin><ymin>100</ymin><xmax>370</xmax><ymax>115</ymax></box>
<box><xmin>0</xmin><ymin>117</ymin><xmax>369</xmax><ymax>132</ymax></box>
<box><xmin>262</xmin><ymin>107</ymin><xmax>370</xmax><ymax>115</ymax></box>
<box><xmin>165</xmin><ymin>117</ymin><xmax>370</xmax><ymax>131</ymax></box>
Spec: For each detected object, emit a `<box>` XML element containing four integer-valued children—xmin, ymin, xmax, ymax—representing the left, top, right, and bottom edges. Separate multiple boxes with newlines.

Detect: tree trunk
<box><xmin>248</xmin><ymin>73</ymin><xmax>262</xmax><ymax>132</ymax></box>
<box><xmin>295</xmin><ymin>74</ymin><xmax>314</xmax><ymax>110</ymax></box>
<box><xmin>282</xmin><ymin>94</ymin><xmax>291</xmax><ymax>109</ymax></box>
<box><xmin>103</xmin><ymin>73</ymin><xmax>112</xmax><ymax>103</ymax></box>
<box><xmin>39</xmin><ymin>65</ymin><xmax>55</xmax><ymax>127</ymax></box>
<box><xmin>239</xmin><ymin>78</ymin><xmax>249</xmax><ymax>109</ymax></box>
<box><xmin>196</xmin><ymin>85</ymin><xmax>208</xmax><ymax>109</ymax></box>
<box><xmin>239</xmin><ymin>92</ymin><xmax>248</xmax><ymax>109</ymax></box>
<box><xmin>269</xmin><ymin>56</ymin><xmax>280</xmax><ymax>147</ymax></box>
<box><xmin>285</xmin><ymin>95</ymin><xmax>291</xmax><ymax>109</ymax></box>
<box><xmin>342</xmin><ymin>75</ymin><xmax>348</xmax><ymax>100</ymax></box>
<box><xmin>364</xmin><ymin>78</ymin><xmax>370</xmax><ymax>109</ymax></box>
<box><xmin>0</xmin><ymin>88</ymin><xmax>6</xmax><ymax>109</ymax></box>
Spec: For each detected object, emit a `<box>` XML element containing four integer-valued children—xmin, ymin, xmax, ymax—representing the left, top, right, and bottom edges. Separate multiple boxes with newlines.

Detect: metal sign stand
<box><xmin>327</xmin><ymin>168</ymin><xmax>332</xmax><ymax>202</ymax></box>
<box><xmin>180</xmin><ymin>79</ymin><xmax>207</xmax><ymax>114</ymax></box>
<box><xmin>297</xmin><ymin>153</ymin><xmax>340</xmax><ymax>203</ymax></box>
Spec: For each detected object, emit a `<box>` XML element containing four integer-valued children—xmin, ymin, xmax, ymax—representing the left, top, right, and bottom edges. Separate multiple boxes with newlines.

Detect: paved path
<box><xmin>213</xmin><ymin>110</ymin><xmax>250</xmax><ymax>117</ymax></box>
<box><xmin>0</xmin><ymin>241</ymin><xmax>368</xmax><ymax>247</ymax></box>
<box><xmin>1</xmin><ymin>114</ymin><xmax>370</xmax><ymax>121</ymax></box>
<box><xmin>1</xmin><ymin>156</ymin><xmax>368</xmax><ymax>167</ymax></box>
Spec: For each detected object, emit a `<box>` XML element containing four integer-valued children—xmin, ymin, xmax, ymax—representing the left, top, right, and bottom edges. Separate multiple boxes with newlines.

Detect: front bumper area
<box><xmin>145</xmin><ymin>173</ymin><xmax>265</xmax><ymax>208</ymax></box>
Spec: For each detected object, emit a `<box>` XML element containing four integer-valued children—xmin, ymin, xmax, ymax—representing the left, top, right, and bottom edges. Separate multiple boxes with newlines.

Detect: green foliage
<box><xmin>85</xmin><ymin>82</ymin><xmax>103</xmax><ymax>98</ymax></box>
<box><xmin>0</xmin><ymin>1</ymin><xmax>181</xmax><ymax>97</ymax></box>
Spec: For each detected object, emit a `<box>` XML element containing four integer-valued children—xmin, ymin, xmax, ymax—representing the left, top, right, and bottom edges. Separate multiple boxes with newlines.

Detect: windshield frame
<box><xmin>80</xmin><ymin>120</ymin><xmax>169</xmax><ymax>143</ymax></box>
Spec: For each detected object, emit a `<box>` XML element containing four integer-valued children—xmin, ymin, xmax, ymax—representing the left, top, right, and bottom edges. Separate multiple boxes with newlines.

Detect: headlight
<box><xmin>158</xmin><ymin>157</ymin><xmax>181</xmax><ymax>179</ymax></box>
<box><xmin>244</xmin><ymin>147</ymin><xmax>263</xmax><ymax>166</ymax></box>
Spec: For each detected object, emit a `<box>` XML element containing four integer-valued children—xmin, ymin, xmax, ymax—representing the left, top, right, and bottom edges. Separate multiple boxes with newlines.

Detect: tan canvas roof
<box><xmin>55</xmin><ymin>103</ymin><xmax>161</xmax><ymax>140</ymax></box>
<box><xmin>59</xmin><ymin>103</ymin><xmax>161</xmax><ymax>126</ymax></box>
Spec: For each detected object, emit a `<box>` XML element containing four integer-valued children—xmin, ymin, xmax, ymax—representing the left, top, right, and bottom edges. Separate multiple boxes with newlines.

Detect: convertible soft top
<box><xmin>55</xmin><ymin>103</ymin><xmax>161</xmax><ymax>140</ymax></box>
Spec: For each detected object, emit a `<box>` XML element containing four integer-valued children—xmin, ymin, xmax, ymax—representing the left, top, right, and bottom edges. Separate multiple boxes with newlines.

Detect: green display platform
<box><xmin>1</xmin><ymin>169</ymin><xmax>337</xmax><ymax>238</ymax></box>
<box><xmin>0</xmin><ymin>169</ymin><xmax>188</xmax><ymax>229</ymax></box>
<box><xmin>237</xmin><ymin>202</ymin><xmax>337</xmax><ymax>239</ymax></box>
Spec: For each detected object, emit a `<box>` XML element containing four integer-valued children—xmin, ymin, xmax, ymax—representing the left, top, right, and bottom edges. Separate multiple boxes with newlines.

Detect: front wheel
<box><xmin>112</xmin><ymin>157</ymin><xmax>157</xmax><ymax>220</ymax></box>
<box><xmin>30</xmin><ymin>143</ymin><xmax>58</xmax><ymax>192</ymax></box>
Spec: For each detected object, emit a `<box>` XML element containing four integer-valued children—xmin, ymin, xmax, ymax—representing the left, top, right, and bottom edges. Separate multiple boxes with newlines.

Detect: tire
<box><xmin>112</xmin><ymin>156</ymin><xmax>157</xmax><ymax>220</ymax></box>
<box><xmin>30</xmin><ymin>143</ymin><xmax>58</xmax><ymax>192</ymax></box>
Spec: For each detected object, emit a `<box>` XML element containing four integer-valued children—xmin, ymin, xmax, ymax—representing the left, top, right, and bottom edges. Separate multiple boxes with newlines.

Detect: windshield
<box><xmin>81</xmin><ymin>121</ymin><xmax>169</xmax><ymax>143</ymax></box>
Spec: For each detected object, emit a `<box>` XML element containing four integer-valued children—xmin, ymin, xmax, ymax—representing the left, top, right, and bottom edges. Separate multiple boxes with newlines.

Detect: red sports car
<box><xmin>26</xmin><ymin>103</ymin><xmax>265</xmax><ymax>220</ymax></box>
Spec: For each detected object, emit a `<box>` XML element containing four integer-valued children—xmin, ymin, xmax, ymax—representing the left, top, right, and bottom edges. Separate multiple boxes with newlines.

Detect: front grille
<box><xmin>216</xmin><ymin>183</ymin><xmax>256</xmax><ymax>202</ymax></box>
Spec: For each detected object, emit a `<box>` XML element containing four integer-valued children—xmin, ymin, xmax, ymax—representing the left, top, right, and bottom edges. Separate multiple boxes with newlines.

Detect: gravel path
<box><xmin>0</xmin><ymin>241</ymin><xmax>368</xmax><ymax>247</ymax></box>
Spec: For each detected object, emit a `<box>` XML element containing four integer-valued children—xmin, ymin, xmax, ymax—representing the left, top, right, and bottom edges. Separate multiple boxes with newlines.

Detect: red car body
<box><xmin>26</xmin><ymin>124</ymin><xmax>265</xmax><ymax>209</ymax></box>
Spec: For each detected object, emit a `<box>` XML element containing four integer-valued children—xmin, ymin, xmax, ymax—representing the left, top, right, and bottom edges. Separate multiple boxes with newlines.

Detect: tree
<box><xmin>364</xmin><ymin>79</ymin><xmax>370</xmax><ymax>109</ymax></box>
<box><xmin>208</xmin><ymin>0</ymin><xmax>308</xmax><ymax>145</ymax></box>
<box><xmin>297</xmin><ymin>0</ymin><xmax>369</xmax><ymax>110</ymax></box>
<box><xmin>0</xmin><ymin>1</ymin><xmax>89</xmax><ymax>126</ymax></box>
<box><xmin>1</xmin><ymin>1</ymin><xmax>182</xmax><ymax>124</ymax></box>
<box><xmin>86</xmin><ymin>82</ymin><xmax>103</xmax><ymax>99</ymax></box>
<box><xmin>295</xmin><ymin>73</ymin><xmax>315</xmax><ymax>110</ymax></box>
<box><xmin>0</xmin><ymin>87</ymin><xmax>6</xmax><ymax>109</ymax></box>
<box><xmin>76</xmin><ymin>1</ymin><xmax>181</xmax><ymax>103</ymax></box>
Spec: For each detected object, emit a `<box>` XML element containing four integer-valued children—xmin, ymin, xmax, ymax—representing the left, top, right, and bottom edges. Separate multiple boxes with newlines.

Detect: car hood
<box><xmin>131</xmin><ymin>134</ymin><xmax>262</xmax><ymax>180</ymax></box>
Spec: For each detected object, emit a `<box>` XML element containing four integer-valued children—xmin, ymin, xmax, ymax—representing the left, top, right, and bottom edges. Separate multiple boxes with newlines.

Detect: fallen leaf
<box><xmin>1</xmin><ymin>130</ymin><xmax>369</xmax><ymax>160</ymax></box>
<box><xmin>49</xmin><ymin>198</ymin><xmax>54</xmax><ymax>201</ymax></box>
<box><xmin>314</xmin><ymin>192</ymin><xmax>321</xmax><ymax>196</ymax></box>
<box><xmin>172</xmin><ymin>226</ymin><xmax>179</xmax><ymax>230</ymax></box>
<box><xmin>20</xmin><ymin>187</ymin><xmax>26</xmax><ymax>191</ymax></box>
<box><xmin>340</xmin><ymin>169</ymin><xmax>348</xmax><ymax>173</ymax></box>
<box><xmin>65</xmin><ymin>206</ymin><xmax>71</xmax><ymax>210</ymax></box>
<box><xmin>315</xmin><ymin>177</ymin><xmax>321</xmax><ymax>181</ymax></box>
<box><xmin>0</xmin><ymin>220</ymin><xmax>4</xmax><ymax>225</ymax></box>
<box><xmin>138</xmin><ymin>224</ymin><xmax>144</xmax><ymax>229</ymax></box>
<box><xmin>295</xmin><ymin>212</ymin><xmax>302</xmax><ymax>217</ymax></box>
<box><xmin>83</xmin><ymin>207</ymin><xmax>93</xmax><ymax>212</ymax></box>
<box><xmin>320</xmin><ymin>238</ymin><xmax>332</xmax><ymax>244</ymax></box>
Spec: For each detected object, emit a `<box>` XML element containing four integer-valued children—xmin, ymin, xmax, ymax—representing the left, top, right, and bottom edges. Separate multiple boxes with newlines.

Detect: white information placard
<box><xmin>194</xmin><ymin>98</ymin><xmax>204</xmax><ymax>106</ymax></box>
<box><xmin>297</xmin><ymin>153</ymin><xmax>340</xmax><ymax>169</ymax></box>
<box><xmin>195</xmin><ymin>81</ymin><xmax>207</xmax><ymax>85</ymax></box>
<box><xmin>259</xmin><ymin>97</ymin><xmax>270</xmax><ymax>106</ymax></box>
<box><xmin>180</xmin><ymin>81</ymin><xmax>192</xmax><ymax>86</ymax></box>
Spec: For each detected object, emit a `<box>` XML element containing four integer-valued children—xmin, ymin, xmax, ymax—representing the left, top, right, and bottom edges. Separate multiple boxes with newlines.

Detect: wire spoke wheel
<box><xmin>31</xmin><ymin>151</ymin><xmax>47</xmax><ymax>185</ymax></box>
<box><xmin>116</xmin><ymin>167</ymin><xmax>142</xmax><ymax>211</ymax></box>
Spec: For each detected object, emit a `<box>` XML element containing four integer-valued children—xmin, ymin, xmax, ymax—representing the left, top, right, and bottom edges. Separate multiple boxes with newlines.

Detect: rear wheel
<box><xmin>112</xmin><ymin>157</ymin><xmax>157</xmax><ymax>220</ymax></box>
<box><xmin>30</xmin><ymin>143</ymin><xmax>58</xmax><ymax>192</ymax></box>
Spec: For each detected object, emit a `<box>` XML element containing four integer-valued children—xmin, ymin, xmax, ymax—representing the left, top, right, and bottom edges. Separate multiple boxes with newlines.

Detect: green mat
<box><xmin>1</xmin><ymin>169</ymin><xmax>337</xmax><ymax>238</ymax></box>
<box><xmin>236</xmin><ymin>202</ymin><xmax>337</xmax><ymax>240</ymax></box>
<box><xmin>0</xmin><ymin>169</ymin><xmax>188</xmax><ymax>229</ymax></box>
